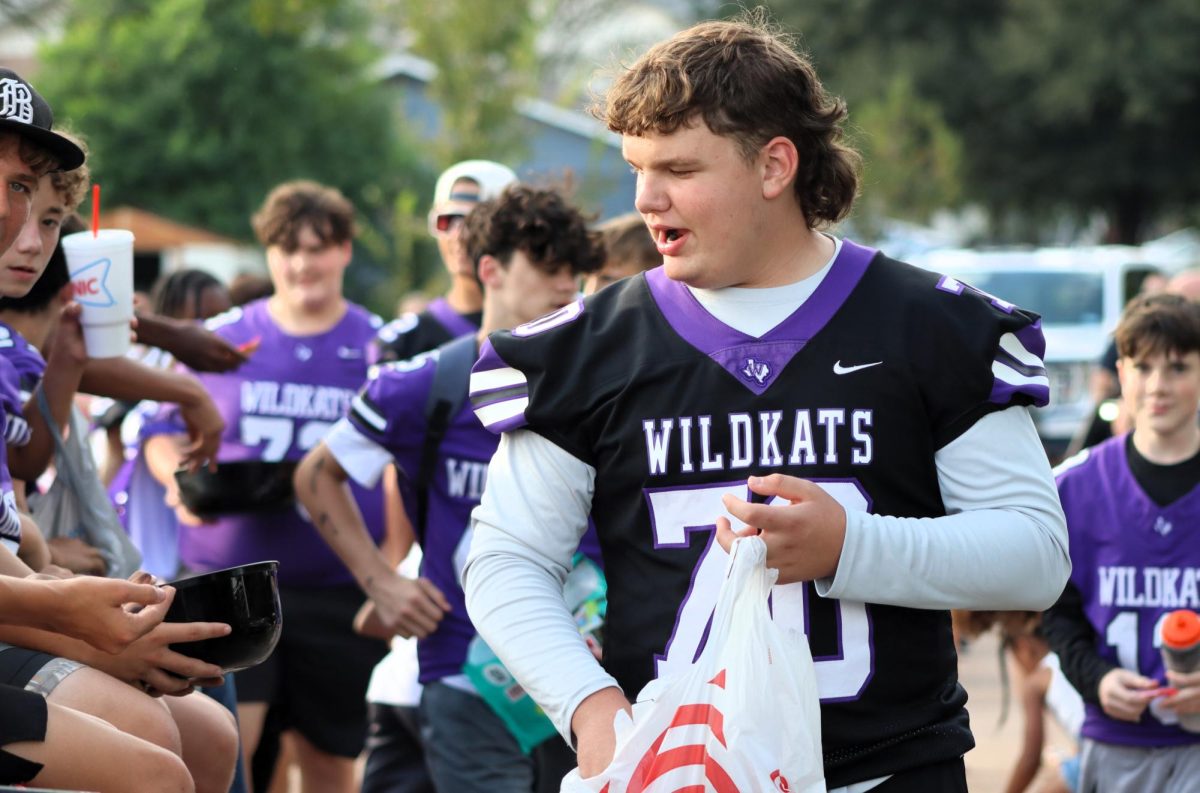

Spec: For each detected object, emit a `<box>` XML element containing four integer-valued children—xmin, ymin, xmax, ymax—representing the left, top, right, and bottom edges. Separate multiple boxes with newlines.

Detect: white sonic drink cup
<box><xmin>61</xmin><ymin>229</ymin><xmax>135</xmax><ymax>358</ymax></box>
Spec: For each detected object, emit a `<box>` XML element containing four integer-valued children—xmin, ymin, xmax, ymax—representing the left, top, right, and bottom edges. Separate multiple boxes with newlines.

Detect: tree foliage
<box><xmin>34</xmin><ymin>0</ymin><xmax>440</xmax><ymax>314</ymax></box>
<box><xmin>765</xmin><ymin>0</ymin><xmax>1200</xmax><ymax>243</ymax></box>
<box><xmin>37</xmin><ymin>0</ymin><xmax>423</xmax><ymax>244</ymax></box>
<box><xmin>400</xmin><ymin>0</ymin><xmax>539</xmax><ymax>165</ymax></box>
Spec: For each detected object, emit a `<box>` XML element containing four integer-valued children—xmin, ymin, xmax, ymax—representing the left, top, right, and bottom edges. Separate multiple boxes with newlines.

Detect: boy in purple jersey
<box><xmin>0</xmin><ymin>68</ymin><xmax>209</xmax><ymax>793</ymax></box>
<box><xmin>1043</xmin><ymin>293</ymin><xmax>1200</xmax><ymax>791</ymax></box>
<box><xmin>144</xmin><ymin>180</ymin><xmax>390</xmax><ymax>793</ymax></box>
<box><xmin>0</xmin><ymin>134</ymin><xmax>243</xmax><ymax>793</ymax></box>
<box><xmin>463</xmin><ymin>16</ymin><xmax>1069</xmax><ymax>793</ymax></box>
<box><xmin>296</xmin><ymin>185</ymin><xmax>603</xmax><ymax>792</ymax></box>
<box><xmin>372</xmin><ymin>159</ymin><xmax>517</xmax><ymax>364</ymax></box>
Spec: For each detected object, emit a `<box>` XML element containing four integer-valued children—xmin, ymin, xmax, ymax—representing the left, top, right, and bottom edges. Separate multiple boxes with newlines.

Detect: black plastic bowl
<box><xmin>166</xmin><ymin>561</ymin><xmax>283</xmax><ymax>673</ymax></box>
<box><xmin>174</xmin><ymin>460</ymin><xmax>298</xmax><ymax>519</ymax></box>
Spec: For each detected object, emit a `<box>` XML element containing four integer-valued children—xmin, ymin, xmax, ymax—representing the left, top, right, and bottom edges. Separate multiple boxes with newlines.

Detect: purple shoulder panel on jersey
<box><xmin>987</xmin><ymin>318</ymin><xmax>1050</xmax><ymax>408</ymax></box>
<box><xmin>469</xmin><ymin>337</ymin><xmax>530</xmax><ymax>434</ymax></box>
<box><xmin>425</xmin><ymin>297</ymin><xmax>478</xmax><ymax>340</ymax></box>
<box><xmin>644</xmin><ymin>239</ymin><xmax>877</xmax><ymax>395</ymax></box>
<box><xmin>347</xmin><ymin>353</ymin><xmax>437</xmax><ymax>451</ymax></box>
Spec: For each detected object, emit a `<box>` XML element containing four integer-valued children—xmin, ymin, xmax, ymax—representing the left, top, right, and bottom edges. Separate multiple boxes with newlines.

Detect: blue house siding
<box><xmin>384</xmin><ymin>64</ymin><xmax>637</xmax><ymax>221</ymax></box>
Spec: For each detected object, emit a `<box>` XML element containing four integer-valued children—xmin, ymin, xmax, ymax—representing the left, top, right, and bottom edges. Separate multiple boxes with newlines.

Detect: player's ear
<box><xmin>477</xmin><ymin>254</ymin><xmax>503</xmax><ymax>289</ymax></box>
<box><xmin>760</xmin><ymin>136</ymin><xmax>798</xmax><ymax>201</ymax></box>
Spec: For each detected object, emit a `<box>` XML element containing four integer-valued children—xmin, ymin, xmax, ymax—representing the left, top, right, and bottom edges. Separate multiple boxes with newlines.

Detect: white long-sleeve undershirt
<box><xmin>463</xmin><ymin>406</ymin><xmax>1069</xmax><ymax>749</ymax></box>
<box><xmin>462</xmin><ymin>260</ymin><xmax>1070</xmax><ymax>782</ymax></box>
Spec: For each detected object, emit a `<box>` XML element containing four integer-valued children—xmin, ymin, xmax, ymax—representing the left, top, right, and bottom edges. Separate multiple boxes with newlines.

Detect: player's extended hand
<box><xmin>87</xmin><ymin>617</ymin><xmax>230</xmax><ymax>697</ymax></box>
<box><xmin>1161</xmin><ymin>668</ymin><xmax>1200</xmax><ymax>715</ymax></box>
<box><xmin>164</xmin><ymin>322</ymin><xmax>250</xmax><ymax>373</ymax></box>
<box><xmin>572</xmin><ymin>687</ymin><xmax>631</xmax><ymax>779</ymax></box>
<box><xmin>367</xmin><ymin>572</ymin><xmax>451</xmax><ymax>639</ymax></box>
<box><xmin>48</xmin><ymin>577</ymin><xmax>175</xmax><ymax>654</ymax></box>
<box><xmin>176</xmin><ymin>384</ymin><xmax>224</xmax><ymax>474</ymax></box>
<box><xmin>716</xmin><ymin>474</ymin><xmax>846</xmax><ymax>584</ymax></box>
<box><xmin>50</xmin><ymin>303</ymin><xmax>89</xmax><ymax>367</ymax></box>
<box><xmin>1098</xmin><ymin>668</ymin><xmax>1160</xmax><ymax>722</ymax></box>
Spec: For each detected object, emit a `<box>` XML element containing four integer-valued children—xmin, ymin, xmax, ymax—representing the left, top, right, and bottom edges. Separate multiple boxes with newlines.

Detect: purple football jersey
<box><xmin>145</xmin><ymin>300</ymin><xmax>385</xmax><ymax>586</ymax></box>
<box><xmin>345</xmin><ymin>348</ymin><xmax>499</xmax><ymax>682</ymax></box>
<box><xmin>1058</xmin><ymin>435</ymin><xmax>1200</xmax><ymax>747</ymax></box>
<box><xmin>0</xmin><ymin>322</ymin><xmax>46</xmax><ymax>396</ymax></box>
<box><xmin>0</xmin><ymin>354</ymin><xmax>27</xmax><ymax>552</ymax></box>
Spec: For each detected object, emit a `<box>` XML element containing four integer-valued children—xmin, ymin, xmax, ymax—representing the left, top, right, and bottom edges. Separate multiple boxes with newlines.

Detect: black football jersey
<box><xmin>470</xmin><ymin>240</ymin><xmax>1049</xmax><ymax>787</ymax></box>
<box><xmin>372</xmin><ymin>297</ymin><xmax>481</xmax><ymax>364</ymax></box>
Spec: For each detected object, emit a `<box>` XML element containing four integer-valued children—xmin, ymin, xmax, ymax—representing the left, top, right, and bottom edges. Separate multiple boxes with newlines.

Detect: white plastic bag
<box><xmin>562</xmin><ymin>536</ymin><xmax>824</xmax><ymax>793</ymax></box>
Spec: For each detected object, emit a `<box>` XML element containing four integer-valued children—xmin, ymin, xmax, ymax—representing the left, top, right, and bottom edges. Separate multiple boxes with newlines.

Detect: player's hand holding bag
<box><xmin>561</xmin><ymin>535</ymin><xmax>824</xmax><ymax>793</ymax></box>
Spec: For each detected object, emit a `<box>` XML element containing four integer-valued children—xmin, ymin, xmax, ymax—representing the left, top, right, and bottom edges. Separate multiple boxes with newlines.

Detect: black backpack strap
<box><xmin>417</xmin><ymin>334</ymin><xmax>479</xmax><ymax>536</ymax></box>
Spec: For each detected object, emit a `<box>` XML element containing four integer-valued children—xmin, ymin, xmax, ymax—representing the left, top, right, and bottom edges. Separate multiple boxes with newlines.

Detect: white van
<box><xmin>911</xmin><ymin>246</ymin><xmax>1164</xmax><ymax>458</ymax></box>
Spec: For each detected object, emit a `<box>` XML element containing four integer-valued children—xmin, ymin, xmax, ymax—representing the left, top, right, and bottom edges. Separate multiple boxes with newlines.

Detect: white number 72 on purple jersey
<box><xmin>645</xmin><ymin>479</ymin><xmax>874</xmax><ymax>702</ymax></box>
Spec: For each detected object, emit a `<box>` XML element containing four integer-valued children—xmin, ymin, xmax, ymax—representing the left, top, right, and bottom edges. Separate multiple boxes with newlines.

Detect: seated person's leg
<box><xmin>167</xmin><ymin>691</ymin><xmax>241</xmax><ymax>793</ymax></box>
<box><xmin>6</xmin><ymin>696</ymin><xmax>194</xmax><ymax>793</ymax></box>
<box><xmin>46</xmin><ymin>661</ymin><xmax>183</xmax><ymax>756</ymax></box>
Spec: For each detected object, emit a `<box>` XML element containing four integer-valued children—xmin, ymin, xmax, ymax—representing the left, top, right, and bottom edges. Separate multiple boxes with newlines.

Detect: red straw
<box><xmin>91</xmin><ymin>184</ymin><xmax>100</xmax><ymax>237</ymax></box>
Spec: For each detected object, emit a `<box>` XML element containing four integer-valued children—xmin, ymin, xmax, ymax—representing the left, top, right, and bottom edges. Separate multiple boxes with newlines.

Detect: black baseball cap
<box><xmin>0</xmin><ymin>68</ymin><xmax>85</xmax><ymax>171</ymax></box>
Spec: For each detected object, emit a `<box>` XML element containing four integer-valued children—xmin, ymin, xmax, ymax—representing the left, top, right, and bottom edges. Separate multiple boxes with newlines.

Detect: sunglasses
<box><xmin>432</xmin><ymin>213</ymin><xmax>466</xmax><ymax>234</ymax></box>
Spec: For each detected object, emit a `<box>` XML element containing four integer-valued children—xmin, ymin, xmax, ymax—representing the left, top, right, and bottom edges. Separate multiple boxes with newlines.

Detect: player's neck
<box><xmin>740</xmin><ymin>224</ymin><xmax>834</xmax><ymax>290</ymax></box>
<box><xmin>445</xmin><ymin>277</ymin><xmax>482</xmax><ymax>314</ymax></box>
<box><xmin>266</xmin><ymin>295</ymin><xmax>348</xmax><ymax>336</ymax></box>
<box><xmin>1131</xmin><ymin>422</ymin><xmax>1200</xmax><ymax>465</ymax></box>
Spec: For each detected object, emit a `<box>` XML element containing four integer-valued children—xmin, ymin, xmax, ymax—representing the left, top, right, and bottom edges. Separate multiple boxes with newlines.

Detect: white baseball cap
<box><xmin>432</xmin><ymin>160</ymin><xmax>518</xmax><ymax>210</ymax></box>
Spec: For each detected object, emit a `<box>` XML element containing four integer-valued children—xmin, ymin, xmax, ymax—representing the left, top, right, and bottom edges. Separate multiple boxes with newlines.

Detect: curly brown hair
<box><xmin>46</xmin><ymin>128</ymin><xmax>90</xmax><ymax>211</ymax></box>
<box><xmin>596</xmin><ymin>13</ymin><xmax>860</xmax><ymax>228</ymax></box>
<box><xmin>464</xmin><ymin>185</ymin><xmax>605</xmax><ymax>277</ymax></box>
<box><xmin>251</xmin><ymin>180</ymin><xmax>356</xmax><ymax>252</ymax></box>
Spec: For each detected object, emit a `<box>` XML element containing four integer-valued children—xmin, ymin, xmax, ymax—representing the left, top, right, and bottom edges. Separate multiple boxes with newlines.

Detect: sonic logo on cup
<box><xmin>70</xmin><ymin>257</ymin><xmax>118</xmax><ymax>308</ymax></box>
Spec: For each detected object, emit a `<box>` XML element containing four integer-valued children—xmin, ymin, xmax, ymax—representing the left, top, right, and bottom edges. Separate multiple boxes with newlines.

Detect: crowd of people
<box><xmin>1</xmin><ymin>11</ymin><xmax>1198</xmax><ymax>793</ymax></box>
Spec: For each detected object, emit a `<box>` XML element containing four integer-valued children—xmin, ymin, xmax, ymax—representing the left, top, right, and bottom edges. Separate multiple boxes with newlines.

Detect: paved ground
<box><xmin>960</xmin><ymin>630</ymin><xmax>1075</xmax><ymax>792</ymax></box>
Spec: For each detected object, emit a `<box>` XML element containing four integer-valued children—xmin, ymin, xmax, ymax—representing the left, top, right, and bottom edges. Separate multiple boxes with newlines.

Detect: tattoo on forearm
<box><xmin>308</xmin><ymin>455</ymin><xmax>325</xmax><ymax>495</ymax></box>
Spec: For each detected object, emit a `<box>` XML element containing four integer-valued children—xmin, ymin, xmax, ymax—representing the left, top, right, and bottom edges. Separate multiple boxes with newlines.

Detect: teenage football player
<box><xmin>462</xmin><ymin>17</ymin><xmax>1070</xmax><ymax>793</ymax></box>
<box><xmin>296</xmin><ymin>185</ymin><xmax>603</xmax><ymax>791</ymax></box>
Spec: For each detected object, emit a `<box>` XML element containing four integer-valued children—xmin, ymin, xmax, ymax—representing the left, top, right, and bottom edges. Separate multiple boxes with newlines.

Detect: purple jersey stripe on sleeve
<box><xmin>470</xmin><ymin>338</ymin><xmax>529</xmax><ymax>433</ymax></box>
<box><xmin>989</xmin><ymin>326</ymin><xmax>1050</xmax><ymax>407</ymax></box>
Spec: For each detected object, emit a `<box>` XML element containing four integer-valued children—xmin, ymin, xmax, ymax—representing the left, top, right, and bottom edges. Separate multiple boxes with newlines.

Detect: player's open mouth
<box><xmin>655</xmin><ymin>227</ymin><xmax>688</xmax><ymax>255</ymax></box>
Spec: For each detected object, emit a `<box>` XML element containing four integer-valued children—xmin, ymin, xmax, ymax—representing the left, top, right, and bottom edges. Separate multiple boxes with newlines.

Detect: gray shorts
<box><xmin>1079</xmin><ymin>737</ymin><xmax>1200</xmax><ymax>793</ymax></box>
<box><xmin>0</xmin><ymin>643</ymin><xmax>85</xmax><ymax>698</ymax></box>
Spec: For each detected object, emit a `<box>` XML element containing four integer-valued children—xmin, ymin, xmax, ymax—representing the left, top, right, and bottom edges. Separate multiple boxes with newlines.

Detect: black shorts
<box><xmin>0</xmin><ymin>644</ymin><xmax>84</xmax><ymax>696</ymax></box>
<box><xmin>0</xmin><ymin>683</ymin><xmax>47</xmax><ymax>784</ymax></box>
<box><xmin>236</xmin><ymin>584</ymin><xmax>388</xmax><ymax>758</ymax></box>
<box><xmin>874</xmin><ymin>756</ymin><xmax>967</xmax><ymax>792</ymax></box>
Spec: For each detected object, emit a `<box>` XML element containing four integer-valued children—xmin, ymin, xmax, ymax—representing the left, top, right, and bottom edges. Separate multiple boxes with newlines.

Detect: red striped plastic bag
<box><xmin>561</xmin><ymin>536</ymin><xmax>824</xmax><ymax>793</ymax></box>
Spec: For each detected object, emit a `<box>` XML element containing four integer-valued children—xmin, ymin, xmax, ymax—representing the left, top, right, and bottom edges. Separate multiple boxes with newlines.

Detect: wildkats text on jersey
<box><xmin>642</xmin><ymin>408</ymin><xmax>874</xmax><ymax>477</ymax></box>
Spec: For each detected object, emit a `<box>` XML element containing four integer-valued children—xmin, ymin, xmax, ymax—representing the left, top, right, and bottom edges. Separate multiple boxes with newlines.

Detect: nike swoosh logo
<box><xmin>833</xmin><ymin>360</ymin><xmax>882</xmax><ymax>375</ymax></box>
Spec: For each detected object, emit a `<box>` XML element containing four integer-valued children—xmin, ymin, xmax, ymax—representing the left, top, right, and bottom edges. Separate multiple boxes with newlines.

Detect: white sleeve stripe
<box><xmin>475</xmin><ymin>397</ymin><xmax>529</xmax><ymax>428</ymax></box>
<box><xmin>470</xmin><ymin>366</ymin><xmax>527</xmax><ymax>394</ymax></box>
<box><xmin>350</xmin><ymin>394</ymin><xmax>387</xmax><ymax>433</ymax></box>
<box><xmin>999</xmin><ymin>332</ymin><xmax>1044</xmax><ymax>367</ymax></box>
<box><xmin>992</xmin><ymin>360</ymin><xmax>1049</xmax><ymax>388</ymax></box>
<box><xmin>5</xmin><ymin>415</ymin><xmax>30</xmax><ymax>446</ymax></box>
<box><xmin>323</xmin><ymin>419</ymin><xmax>393</xmax><ymax>489</ymax></box>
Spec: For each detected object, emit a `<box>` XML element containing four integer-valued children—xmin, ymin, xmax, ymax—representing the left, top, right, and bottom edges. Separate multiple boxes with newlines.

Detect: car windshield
<box><xmin>948</xmin><ymin>270</ymin><xmax>1104</xmax><ymax>325</ymax></box>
